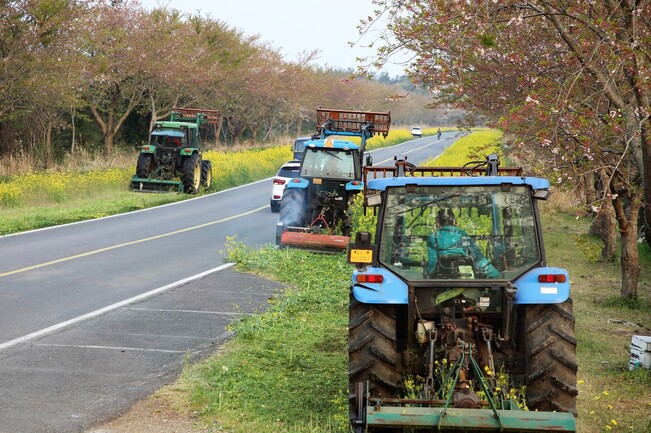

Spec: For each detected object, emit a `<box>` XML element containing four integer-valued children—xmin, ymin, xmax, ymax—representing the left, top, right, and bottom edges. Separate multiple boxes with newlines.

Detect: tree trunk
<box><xmin>45</xmin><ymin>120</ymin><xmax>53</xmax><ymax>168</ymax></box>
<box><xmin>588</xmin><ymin>170</ymin><xmax>616</xmax><ymax>261</ymax></box>
<box><xmin>71</xmin><ymin>108</ymin><xmax>76</xmax><ymax>154</ymax></box>
<box><xmin>613</xmin><ymin>191</ymin><xmax>642</xmax><ymax>299</ymax></box>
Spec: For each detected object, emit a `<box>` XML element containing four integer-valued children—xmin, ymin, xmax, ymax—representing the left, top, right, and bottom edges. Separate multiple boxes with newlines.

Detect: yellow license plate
<box><xmin>350</xmin><ymin>249</ymin><xmax>373</xmax><ymax>263</ymax></box>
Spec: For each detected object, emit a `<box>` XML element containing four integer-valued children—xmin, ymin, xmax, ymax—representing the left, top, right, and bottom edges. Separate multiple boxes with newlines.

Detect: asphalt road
<box><xmin>0</xmin><ymin>132</ymin><xmax>456</xmax><ymax>433</ymax></box>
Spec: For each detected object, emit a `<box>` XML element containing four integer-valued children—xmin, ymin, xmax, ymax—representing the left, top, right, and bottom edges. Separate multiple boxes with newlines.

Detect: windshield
<box><xmin>378</xmin><ymin>184</ymin><xmax>541</xmax><ymax>281</ymax></box>
<box><xmin>300</xmin><ymin>148</ymin><xmax>357</xmax><ymax>180</ymax></box>
<box><xmin>150</xmin><ymin>130</ymin><xmax>186</xmax><ymax>147</ymax></box>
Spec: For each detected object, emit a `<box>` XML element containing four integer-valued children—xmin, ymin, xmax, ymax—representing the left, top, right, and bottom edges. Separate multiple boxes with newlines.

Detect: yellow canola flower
<box><xmin>610</xmin><ymin>420</ymin><xmax>617</xmax><ymax>426</ymax></box>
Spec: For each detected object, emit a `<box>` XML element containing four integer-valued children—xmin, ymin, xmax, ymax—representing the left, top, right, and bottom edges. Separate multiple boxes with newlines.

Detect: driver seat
<box><xmin>435</xmin><ymin>254</ymin><xmax>475</xmax><ymax>279</ymax></box>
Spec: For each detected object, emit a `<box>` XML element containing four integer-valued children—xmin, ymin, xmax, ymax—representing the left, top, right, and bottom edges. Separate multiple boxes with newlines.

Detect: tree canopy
<box><xmin>0</xmin><ymin>0</ymin><xmax>439</xmax><ymax>165</ymax></box>
<box><xmin>360</xmin><ymin>0</ymin><xmax>651</xmax><ymax>298</ymax></box>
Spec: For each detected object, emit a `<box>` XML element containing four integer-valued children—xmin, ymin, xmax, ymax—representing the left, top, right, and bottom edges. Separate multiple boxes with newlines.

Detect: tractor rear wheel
<box><xmin>525</xmin><ymin>298</ymin><xmax>578</xmax><ymax>415</ymax></box>
<box><xmin>349</xmin><ymin>294</ymin><xmax>400</xmax><ymax>431</ymax></box>
<box><xmin>136</xmin><ymin>153</ymin><xmax>154</xmax><ymax>178</ymax></box>
<box><xmin>279</xmin><ymin>188</ymin><xmax>306</xmax><ymax>227</ymax></box>
<box><xmin>182</xmin><ymin>154</ymin><xmax>201</xmax><ymax>193</ymax></box>
<box><xmin>201</xmin><ymin>160</ymin><xmax>213</xmax><ymax>190</ymax></box>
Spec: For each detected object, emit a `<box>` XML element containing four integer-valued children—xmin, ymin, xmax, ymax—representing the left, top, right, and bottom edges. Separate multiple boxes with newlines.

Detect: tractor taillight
<box><xmin>538</xmin><ymin>274</ymin><xmax>567</xmax><ymax>283</ymax></box>
<box><xmin>273</xmin><ymin>179</ymin><xmax>286</xmax><ymax>185</ymax></box>
<box><xmin>351</xmin><ymin>181</ymin><xmax>360</xmax><ymax>186</ymax></box>
<box><xmin>356</xmin><ymin>274</ymin><xmax>384</xmax><ymax>283</ymax></box>
<box><xmin>143</xmin><ymin>146</ymin><xmax>150</xmax><ymax>151</ymax></box>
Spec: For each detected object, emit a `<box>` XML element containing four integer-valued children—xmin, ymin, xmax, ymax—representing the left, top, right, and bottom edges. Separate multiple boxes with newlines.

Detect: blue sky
<box><xmin>138</xmin><ymin>0</ymin><xmax>407</xmax><ymax>77</ymax></box>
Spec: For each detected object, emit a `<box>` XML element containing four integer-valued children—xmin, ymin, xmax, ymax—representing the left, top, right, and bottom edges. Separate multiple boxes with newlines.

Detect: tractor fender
<box><xmin>512</xmin><ymin>266</ymin><xmax>570</xmax><ymax>304</ymax></box>
<box><xmin>285</xmin><ymin>178</ymin><xmax>309</xmax><ymax>189</ymax></box>
<box><xmin>345</xmin><ymin>180</ymin><xmax>364</xmax><ymax>191</ymax></box>
<box><xmin>351</xmin><ymin>267</ymin><xmax>409</xmax><ymax>304</ymax></box>
<box><xmin>140</xmin><ymin>145</ymin><xmax>156</xmax><ymax>154</ymax></box>
<box><xmin>180</xmin><ymin>148</ymin><xmax>198</xmax><ymax>156</ymax></box>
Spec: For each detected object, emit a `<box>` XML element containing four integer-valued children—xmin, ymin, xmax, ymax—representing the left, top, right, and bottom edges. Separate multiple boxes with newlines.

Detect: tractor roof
<box><xmin>304</xmin><ymin>138</ymin><xmax>360</xmax><ymax>151</ymax></box>
<box><xmin>368</xmin><ymin>175</ymin><xmax>550</xmax><ymax>191</ymax></box>
<box><xmin>154</xmin><ymin>121</ymin><xmax>198</xmax><ymax>129</ymax></box>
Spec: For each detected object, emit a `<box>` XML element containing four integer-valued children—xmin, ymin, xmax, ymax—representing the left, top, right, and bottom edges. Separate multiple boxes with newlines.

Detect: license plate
<box><xmin>350</xmin><ymin>249</ymin><xmax>373</xmax><ymax>263</ymax></box>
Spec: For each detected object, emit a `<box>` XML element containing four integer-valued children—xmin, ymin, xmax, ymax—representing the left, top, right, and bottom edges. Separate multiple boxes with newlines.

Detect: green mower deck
<box><xmin>130</xmin><ymin>177</ymin><xmax>184</xmax><ymax>193</ymax></box>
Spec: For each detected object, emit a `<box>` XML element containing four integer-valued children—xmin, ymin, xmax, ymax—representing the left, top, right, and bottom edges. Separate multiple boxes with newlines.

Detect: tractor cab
<box><xmin>299</xmin><ymin>140</ymin><xmax>361</xmax><ymax>181</ymax></box>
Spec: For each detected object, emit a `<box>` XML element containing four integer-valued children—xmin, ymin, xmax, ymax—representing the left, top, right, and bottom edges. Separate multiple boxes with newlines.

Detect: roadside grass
<box><xmin>171</xmin><ymin>204</ymin><xmax>651</xmax><ymax>433</ymax></box>
<box><xmin>167</xmin><ymin>131</ymin><xmax>651</xmax><ymax>433</ymax></box>
<box><xmin>541</xmin><ymin>205</ymin><xmax>651</xmax><ymax>433</ymax></box>
<box><xmin>0</xmin><ymin>190</ymin><xmax>188</xmax><ymax>234</ymax></box>
<box><xmin>170</xmin><ymin>239</ymin><xmax>351</xmax><ymax>433</ymax></box>
<box><xmin>0</xmin><ymin>128</ymin><xmax>424</xmax><ymax>236</ymax></box>
<box><xmin>426</xmin><ymin>128</ymin><xmax>502</xmax><ymax>166</ymax></box>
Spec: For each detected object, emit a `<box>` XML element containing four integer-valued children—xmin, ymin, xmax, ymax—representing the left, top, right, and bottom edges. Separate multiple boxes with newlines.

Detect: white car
<box><xmin>270</xmin><ymin>160</ymin><xmax>301</xmax><ymax>212</ymax></box>
<box><xmin>410</xmin><ymin>126</ymin><xmax>423</xmax><ymax>137</ymax></box>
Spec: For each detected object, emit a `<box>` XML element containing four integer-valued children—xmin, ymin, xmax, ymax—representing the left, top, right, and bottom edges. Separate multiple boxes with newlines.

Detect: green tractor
<box><xmin>347</xmin><ymin>155</ymin><xmax>577</xmax><ymax>432</ymax></box>
<box><xmin>130</xmin><ymin>108</ymin><xmax>218</xmax><ymax>193</ymax></box>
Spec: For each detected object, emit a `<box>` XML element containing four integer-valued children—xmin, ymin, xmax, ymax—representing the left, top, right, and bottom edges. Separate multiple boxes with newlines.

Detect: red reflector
<box><xmin>538</xmin><ymin>274</ymin><xmax>567</xmax><ymax>283</ymax></box>
<box><xmin>356</xmin><ymin>274</ymin><xmax>384</xmax><ymax>283</ymax></box>
<box><xmin>273</xmin><ymin>195</ymin><xmax>281</xmax><ymax>199</ymax></box>
<box><xmin>351</xmin><ymin>181</ymin><xmax>360</xmax><ymax>186</ymax></box>
<box><xmin>292</xmin><ymin>178</ymin><xmax>301</xmax><ymax>183</ymax></box>
<box><xmin>273</xmin><ymin>179</ymin><xmax>286</xmax><ymax>185</ymax></box>
<box><xmin>143</xmin><ymin>146</ymin><xmax>150</xmax><ymax>151</ymax></box>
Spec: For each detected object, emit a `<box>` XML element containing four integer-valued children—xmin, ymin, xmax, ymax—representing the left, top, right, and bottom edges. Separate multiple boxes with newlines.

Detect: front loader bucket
<box><xmin>130</xmin><ymin>177</ymin><xmax>184</xmax><ymax>193</ymax></box>
<box><xmin>277</xmin><ymin>224</ymin><xmax>349</xmax><ymax>253</ymax></box>
<box><xmin>365</xmin><ymin>405</ymin><xmax>576</xmax><ymax>432</ymax></box>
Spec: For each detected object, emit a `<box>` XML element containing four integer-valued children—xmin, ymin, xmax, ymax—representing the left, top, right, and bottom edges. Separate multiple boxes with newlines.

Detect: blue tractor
<box><xmin>276</xmin><ymin>108</ymin><xmax>390</xmax><ymax>252</ymax></box>
<box><xmin>347</xmin><ymin>156</ymin><xmax>577</xmax><ymax>432</ymax></box>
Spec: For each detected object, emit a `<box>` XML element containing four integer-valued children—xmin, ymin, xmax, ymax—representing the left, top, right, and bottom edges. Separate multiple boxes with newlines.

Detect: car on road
<box><xmin>410</xmin><ymin>126</ymin><xmax>423</xmax><ymax>137</ymax></box>
<box><xmin>292</xmin><ymin>136</ymin><xmax>311</xmax><ymax>161</ymax></box>
<box><xmin>270</xmin><ymin>160</ymin><xmax>301</xmax><ymax>212</ymax></box>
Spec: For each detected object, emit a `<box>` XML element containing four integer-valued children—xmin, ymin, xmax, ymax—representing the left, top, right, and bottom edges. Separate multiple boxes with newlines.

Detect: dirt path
<box><xmin>87</xmin><ymin>391</ymin><xmax>214</xmax><ymax>433</ymax></box>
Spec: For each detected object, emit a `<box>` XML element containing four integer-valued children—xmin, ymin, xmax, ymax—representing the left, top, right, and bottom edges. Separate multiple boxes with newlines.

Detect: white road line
<box><xmin>0</xmin><ymin>206</ymin><xmax>265</xmax><ymax>278</ymax></box>
<box><xmin>35</xmin><ymin>343</ymin><xmax>187</xmax><ymax>354</ymax></box>
<box><xmin>0</xmin><ymin>263</ymin><xmax>234</xmax><ymax>352</ymax></box>
<box><xmin>128</xmin><ymin>307</ymin><xmax>241</xmax><ymax>316</ymax></box>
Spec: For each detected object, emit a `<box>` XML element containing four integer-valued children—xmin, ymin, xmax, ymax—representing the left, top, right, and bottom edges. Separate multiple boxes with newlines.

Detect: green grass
<box><xmin>0</xmin><ymin>190</ymin><xmax>188</xmax><ymax>234</ymax></box>
<box><xmin>168</xmin><ymin>209</ymin><xmax>651</xmax><ymax>433</ymax></box>
<box><xmin>171</xmin><ymin>238</ymin><xmax>351</xmax><ymax>432</ymax></box>
<box><xmin>168</xmin><ymin>206</ymin><xmax>651</xmax><ymax>433</ymax></box>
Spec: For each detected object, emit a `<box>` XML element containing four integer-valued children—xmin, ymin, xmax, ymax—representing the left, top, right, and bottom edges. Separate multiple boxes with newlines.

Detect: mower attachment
<box><xmin>276</xmin><ymin>223</ymin><xmax>349</xmax><ymax>252</ymax></box>
<box><xmin>130</xmin><ymin>176</ymin><xmax>184</xmax><ymax>193</ymax></box>
<box><xmin>365</xmin><ymin>405</ymin><xmax>576</xmax><ymax>432</ymax></box>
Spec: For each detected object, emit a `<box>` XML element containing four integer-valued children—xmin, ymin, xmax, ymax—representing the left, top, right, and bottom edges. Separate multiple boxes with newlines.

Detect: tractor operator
<box><xmin>427</xmin><ymin>208</ymin><xmax>501</xmax><ymax>279</ymax></box>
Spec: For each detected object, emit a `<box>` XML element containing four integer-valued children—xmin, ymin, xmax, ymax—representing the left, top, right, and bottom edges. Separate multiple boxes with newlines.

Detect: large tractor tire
<box><xmin>349</xmin><ymin>294</ymin><xmax>401</xmax><ymax>432</ymax></box>
<box><xmin>279</xmin><ymin>188</ymin><xmax>306</xmax><ymax>227</ymax></box>
<box><xmin>136</xmin><ymin>153</ymin><xmax>154</xmax><ymax>178</ymax></box>
<box><xmin>182</xmin><ymin>154</ymin><xmax>202</xmax><ymax>194</ymax></box>
<box><xmin>201</xmin><ymin>160</ymin><xmax>213</xmax><ymax>190</ymax></box>
<box><xmin>525</xmin><ymin>298</ymin><xmax>578</xmax><ymax>415</ymax></box>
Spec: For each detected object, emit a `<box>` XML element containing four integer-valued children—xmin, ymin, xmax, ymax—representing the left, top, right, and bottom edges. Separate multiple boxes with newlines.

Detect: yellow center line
<box><xmin>0</xmin><ymin>205</ymin><xmax>268</xmax><ymax>278</ymax></box>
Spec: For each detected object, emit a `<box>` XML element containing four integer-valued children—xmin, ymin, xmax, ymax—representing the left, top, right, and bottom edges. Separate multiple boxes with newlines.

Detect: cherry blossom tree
<box><xmin>361</xmin><ymin>0</ymin><xmax>650</xmax><ymax>298</ymax></box>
